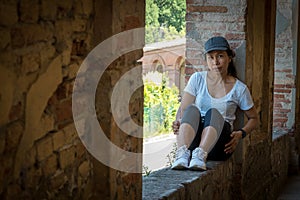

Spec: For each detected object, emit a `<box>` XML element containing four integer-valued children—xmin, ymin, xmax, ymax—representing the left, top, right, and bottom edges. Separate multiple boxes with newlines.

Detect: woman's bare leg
<box><xmin>199</xmin><ymin>126</ymin><xmax>218</xmax><ymax>153</ymax></box>
<box><xmin>176</xmin><ymin>123</ymin><xmax>195</xmax><ymax>148</ymax></box>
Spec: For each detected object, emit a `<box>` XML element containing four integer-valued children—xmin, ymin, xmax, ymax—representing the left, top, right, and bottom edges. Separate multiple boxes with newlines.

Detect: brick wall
<box><xmin>273</xmin><ymin>0</ymin><xmax>297</xmax><ymax>134</ymax></box>
<box><xmin>185</xmin><ymin>0</ymin><xmax>246</xmax><ymax>78</ymax></box>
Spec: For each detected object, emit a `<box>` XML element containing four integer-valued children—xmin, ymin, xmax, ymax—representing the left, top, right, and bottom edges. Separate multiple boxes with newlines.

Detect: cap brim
<box><xmin>204</xmin><ymin>47</ymin><xmax>228</xmax><ymax>54</ymax></box>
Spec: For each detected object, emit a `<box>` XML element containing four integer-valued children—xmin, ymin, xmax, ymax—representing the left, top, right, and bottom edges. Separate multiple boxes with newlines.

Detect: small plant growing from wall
<box><xmin>165</xmin><ymin>142</ymin><xmax>178</xmax><ymax>167</ymax></box>
<box><xmin>142</xmin><ymin>165</ymin><xmax>152</xmax><ymax>177</ymax></box>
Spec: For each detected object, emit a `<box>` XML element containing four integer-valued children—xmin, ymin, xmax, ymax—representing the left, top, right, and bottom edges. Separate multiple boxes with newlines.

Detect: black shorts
<box><xmin>183</xmin><ymin>105</ymin><xmax>233</xmax><ymax>161</ymax></box>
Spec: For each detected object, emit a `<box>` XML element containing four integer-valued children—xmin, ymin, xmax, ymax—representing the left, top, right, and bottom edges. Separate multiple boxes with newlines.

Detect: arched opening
<box><xmin>178</xmin><ymin>58</ymin><xmax>186</xmax><ymax>96</ymax></box>
<box><xmin>153</xmin><ymin>60</ymin><xmax>164</xmax><ymax>73</ymax></box>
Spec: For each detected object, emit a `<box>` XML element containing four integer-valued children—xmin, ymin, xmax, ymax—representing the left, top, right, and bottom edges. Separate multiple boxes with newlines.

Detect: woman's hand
<box><xmin>172</xmin><ymin>120</ymin><xmax>180</xmax><ymax>135</ymax></box>
<box><xmin>224</xmin><ymin>130</ymin><xmax>243</xmax><ymax>154</ymax></box>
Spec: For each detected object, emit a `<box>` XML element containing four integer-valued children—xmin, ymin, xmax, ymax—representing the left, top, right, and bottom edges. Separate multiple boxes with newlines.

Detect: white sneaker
<box><xmin>171</xmin><ymin>145</ymin><xmax>190</xmax><ymax>170</ymax></box>
<box><xmin>189</xmin><ymin>147</ymin><xmax>207</xmax><ymax>171</ymax></box>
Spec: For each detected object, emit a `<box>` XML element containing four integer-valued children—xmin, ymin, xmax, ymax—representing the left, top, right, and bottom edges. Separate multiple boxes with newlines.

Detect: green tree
<box><xmin>154</xmin><ymin>0</ymin><xmax>186</xmax><ymax>32</ymax></box>
<box><xmin>146</xmin><ymin>0</ymin><xmax>160</xmax><ymax>27</ymax></box>
<box><xmin>145</xmin><ymin>0</ymin><xmax>186</xmax><ymax>43</ymax></box>
<box><xmin>145</xmin><ymin>0</ymin><xmax>160</xmax><ymax>43</ymax></box>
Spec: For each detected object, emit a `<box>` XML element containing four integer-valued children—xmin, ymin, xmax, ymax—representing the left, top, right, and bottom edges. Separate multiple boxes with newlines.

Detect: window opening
<box><xmin>143</xmin><ymin>0</ymin><xmax>186</xmax><ymax>174</ymax></box>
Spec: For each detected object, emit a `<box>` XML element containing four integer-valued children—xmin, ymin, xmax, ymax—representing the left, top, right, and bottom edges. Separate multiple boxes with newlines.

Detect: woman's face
<box><xmin>206</xmin><ymin>50</ymin><xmax>231</xmax><ymax>75</ymax></box>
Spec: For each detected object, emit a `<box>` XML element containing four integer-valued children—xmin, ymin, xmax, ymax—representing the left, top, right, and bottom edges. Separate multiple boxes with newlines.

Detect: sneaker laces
<box><xmin>193</xmin><ymin>148</ymin><xmax>207</xmax><ymax>161</ymax></box>
<box><xmin>175</xmin><ymin>145</ymin><xmax>189</xmax><ymax>160</ymax></box>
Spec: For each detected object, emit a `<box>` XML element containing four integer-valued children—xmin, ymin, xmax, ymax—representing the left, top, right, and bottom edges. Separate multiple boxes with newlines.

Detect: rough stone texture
<box><xmin>1</xmin><ymin>0</ymin><xmax>144</xmax><ymax>199</ymax></box>
<box><xmin>0</xmin><ymin>2</ymin><xmax>18</xmax><ymax>26</ymax></box>
<box><xmin>143</xmin><ymin>161</ymin><xmax>234</xmax><ymax>200</ymax></box>
<box><xmin>90</xmin><ymin>0</ymin><xmax>144</xmax><ymax>199</ymax></box>
<box><xmin>143</xmin><ymin>135</ymin><xmax>290</xmax><ymax>200</ymax></box>
<box><xmin>0</xmin><ymin>0</ymin><xmax>97</xmax><ymax>199</ymax></box>
<box><xmin>36</xmin><ymin>135</ymin><xmax>53</xmax><ymax>161</ymax></box>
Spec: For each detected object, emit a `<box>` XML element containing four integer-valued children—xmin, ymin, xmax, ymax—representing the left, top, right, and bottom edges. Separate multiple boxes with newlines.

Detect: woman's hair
<box><xmin>226</xmin><ymin>49</ymin><xmax>237</xmax><ymax>78</ymax></box>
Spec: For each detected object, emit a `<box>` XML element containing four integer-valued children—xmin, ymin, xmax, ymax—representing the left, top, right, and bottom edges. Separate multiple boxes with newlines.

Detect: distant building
<box><xmin>141</xmin><ymin>38</ymin><xmax>186</xmax><ymax>95</ymax></box>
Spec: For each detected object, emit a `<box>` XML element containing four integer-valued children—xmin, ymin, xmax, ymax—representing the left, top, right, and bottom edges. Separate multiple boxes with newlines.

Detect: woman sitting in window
<box><xmin>171</xmin><ymin>36</ymin><xmax>258</xmax><ymax>170</ymax></box>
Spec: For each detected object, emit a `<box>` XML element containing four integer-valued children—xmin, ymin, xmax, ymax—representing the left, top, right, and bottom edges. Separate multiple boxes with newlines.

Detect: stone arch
<box><xmin>151</xmin><ymin>56</ymin><xmax>166</xmax><ymax>73</ymax></box>
<box><xmin>174</xmin><ymin>56</ymin><xmax>185</xmax><ymax>95</ymax></box>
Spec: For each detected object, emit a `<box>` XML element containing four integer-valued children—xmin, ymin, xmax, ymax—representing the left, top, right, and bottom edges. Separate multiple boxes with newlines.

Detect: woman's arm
<box><xmin>172</xmin><ymin>92</ymin><xmax>195</xmax><ymax>135</ymax></box>
<box><xmin>224</xmin><ymin>106</ymin><xmax>258</xmax><ymax>154</ymax></box>
<box><xmin>240</xmin><ymin>106</ymin><xmax>259</xmax><ymax>136</ymax></box>
<box><xmin>180</xmin><ymin>92</ymin><xmax>196</xmax><ymax>119</ymax></box>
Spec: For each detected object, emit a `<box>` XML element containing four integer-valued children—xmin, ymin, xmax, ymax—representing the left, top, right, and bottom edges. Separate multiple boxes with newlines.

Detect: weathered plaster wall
<box><xmin>0</xmin><ymin>0</ymin><xmax>144</xmax><ymax>199</ymax></box>
<box><xmin>0</xmin><ymin>0</ymin><xmax>94</xmax><ymax>198</ymax></box>
<box><xmin>273</xmin><ymin>0</ymin><xmax>298</xmax><ymax>134</ymax></box>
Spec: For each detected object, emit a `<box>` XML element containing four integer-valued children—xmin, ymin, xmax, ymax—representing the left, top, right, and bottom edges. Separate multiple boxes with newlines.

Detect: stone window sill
<box><xmin>142</xmin><ymin>160</ymin><xmax>232</xmax><ymax>199</ymax></box>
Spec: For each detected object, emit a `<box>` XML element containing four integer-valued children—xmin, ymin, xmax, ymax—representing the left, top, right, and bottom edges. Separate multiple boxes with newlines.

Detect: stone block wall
<box><xmin>0</xmin><ymin>0</ymin><xmax>99</xmax><ymax>199</ymax></box>
<box><xmin>143</xmin><ymin>135</ymin><xmax>289</xmax><ymax>199</ymax></box>
<box><xmin>92</xmin><ymin>0</ymin><xmax>144</xmax><ymax>199</ymax></box>
<box><xmin>0</xmin><ymin>0</ymin><xmax>145</xmax><ymax>199</ymax></box>
<box><xmin>143</xmin><ymin>161</ymin><xmax>235</xmax><ymax>200</ymax></box>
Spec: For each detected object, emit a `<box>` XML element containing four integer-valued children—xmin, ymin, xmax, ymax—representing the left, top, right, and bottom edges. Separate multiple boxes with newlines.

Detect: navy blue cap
<box><xmin>204</xmin><ymin>36</ymin><xmax>230</xmax><ymax>54</ymax></box>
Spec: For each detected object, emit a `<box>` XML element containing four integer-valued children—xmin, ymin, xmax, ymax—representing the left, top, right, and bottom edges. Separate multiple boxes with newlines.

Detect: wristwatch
<box><xmin>239</xmin><ymin>128</ymin><xmax>247</xmax><ymax>139</ymax></box>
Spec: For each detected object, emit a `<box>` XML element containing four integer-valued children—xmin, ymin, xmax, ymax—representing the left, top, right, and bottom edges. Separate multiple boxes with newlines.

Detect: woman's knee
<box><xmin>203</xmin><ymin>108</ymin><xmax>224</xmax><ymax>135</ymax></box>
<box><xmin>205</xmin><ymin>108</ymin><xmax>223</xmax><ymax>122</ymax></box>
<box><xmin>181</xmin><ymin>104</ymin><xmax>201</xmax><ymax>133</ymax></box>
<box><xmin>206</xmin><ymin>108</ymin><xmax>221</xmax><ymax>117</ymax></box>
<box><xmin>184</xmin><ymin>104</ymin><xmax>200</xmax><ymax>117</ymax></box>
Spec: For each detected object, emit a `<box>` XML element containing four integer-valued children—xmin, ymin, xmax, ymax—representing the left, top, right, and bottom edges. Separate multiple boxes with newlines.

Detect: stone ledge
<box><xmin>143</xmin><ymin>160</ymin><xmax>234</xmax><ymax>200</ymax></box>
<box><xmin>142</xmin><ymin>134</ymin><xmax>291</xmax><ymax>199</ymax></box>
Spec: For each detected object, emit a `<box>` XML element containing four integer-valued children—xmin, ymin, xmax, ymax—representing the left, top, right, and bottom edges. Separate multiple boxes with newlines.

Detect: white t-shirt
<box><xmin>184</xmin><ymin>71</ymin><xmax>254</xmax><ymax>128</ymax></box>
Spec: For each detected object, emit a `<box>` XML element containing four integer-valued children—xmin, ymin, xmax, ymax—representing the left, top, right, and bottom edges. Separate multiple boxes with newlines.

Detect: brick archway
<box><xmin>151</xmin><ymin>57</ymin><xmax>166</xmax><ymax>72</ymax></box>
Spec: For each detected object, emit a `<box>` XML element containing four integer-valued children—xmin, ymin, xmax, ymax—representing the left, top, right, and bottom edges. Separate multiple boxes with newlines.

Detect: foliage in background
<box><xmin>154</xmin><ymin>0</ymin><xmax>186</xmax><ymax>32</ymax></box>
<box><xmin>143</xmin><ymin>71</ymin><xmax>180</xmax><ymax>138</ymax></box>
<box><xmin>145</xmin><ymin>26</ymin><xmax>185</xmax><ymax>44</ymax></box>
<box><xmin>145</xmin><ymin>0</ymin><xmax>186</xmax><ymax>44</ymax></box>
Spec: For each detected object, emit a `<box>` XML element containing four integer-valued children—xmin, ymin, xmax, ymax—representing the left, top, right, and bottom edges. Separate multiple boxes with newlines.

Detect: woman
<box><xmin>171</xmin><ymin>36</ymin><xmax>258</xmax><ymax>171</ymax></box>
